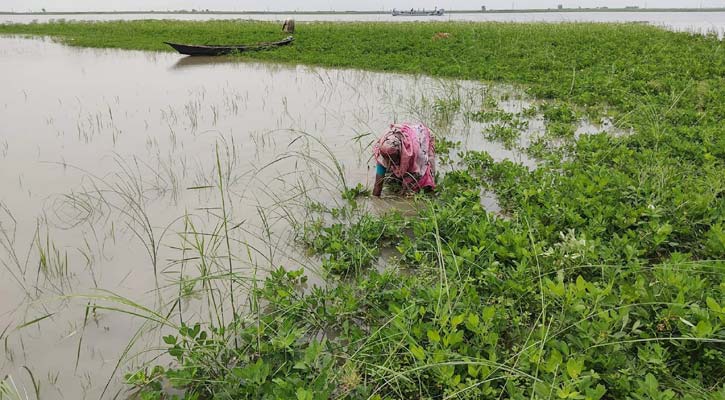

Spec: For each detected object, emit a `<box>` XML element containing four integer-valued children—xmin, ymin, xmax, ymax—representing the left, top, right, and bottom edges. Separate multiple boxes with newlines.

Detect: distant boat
<box><xmin>164</xmin><ymin>36</ymin><xmax>294</xmax><ymax>56</ymax></box>
<box><xmin>392</xmin><ymin>8</ymin><xmax>445</xmax><ymax>16</ymax></box>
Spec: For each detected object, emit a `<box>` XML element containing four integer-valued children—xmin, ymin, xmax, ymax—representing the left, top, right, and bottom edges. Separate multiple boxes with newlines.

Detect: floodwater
<box><xmin>0</xmin><ymin>35</ymin><xmax>615</xmax><ymax>398</ymax></box>
<box><xmin>2</xmin><ymin>11</ymin><xmax>725</xmax><ymax>37</ymax></box>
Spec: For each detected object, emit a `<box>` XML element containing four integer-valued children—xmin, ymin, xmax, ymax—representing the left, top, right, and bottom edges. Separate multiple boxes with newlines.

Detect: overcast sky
<box><xmin>3</xmin><ymin>0</ymin><xmax>725</xmax><ymax>12</ymax></box>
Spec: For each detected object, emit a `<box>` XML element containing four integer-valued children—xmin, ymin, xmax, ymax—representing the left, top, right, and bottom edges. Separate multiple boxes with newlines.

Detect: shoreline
<box><xmin>2</xmin><ymin>8</ymin><xmax>725</xmax><ymax>15</ymax></box>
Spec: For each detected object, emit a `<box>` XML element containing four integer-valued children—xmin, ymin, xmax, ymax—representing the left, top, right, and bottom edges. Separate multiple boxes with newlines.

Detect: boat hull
<box><xmin>164</xmin><ymin>36</ymin><xmax>294</xmax><ymax>56</ymax></box>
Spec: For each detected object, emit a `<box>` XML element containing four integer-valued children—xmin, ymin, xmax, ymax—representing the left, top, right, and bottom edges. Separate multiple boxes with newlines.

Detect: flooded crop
<box><xmin>1</xmin><ymin>16</ymin><xmax>722</xmax><ymax>398</ymax></box>
<box><xmin>0</xmin><ymin>36</ymin><xmax>619</xmax><ymax>398</ymax></box>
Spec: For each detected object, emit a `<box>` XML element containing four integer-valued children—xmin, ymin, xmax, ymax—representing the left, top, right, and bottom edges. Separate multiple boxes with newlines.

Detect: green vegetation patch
<box><xmin>2</xmin><ymin>20</ymin><xmax>723</xmax><ymax>399</ymax></box>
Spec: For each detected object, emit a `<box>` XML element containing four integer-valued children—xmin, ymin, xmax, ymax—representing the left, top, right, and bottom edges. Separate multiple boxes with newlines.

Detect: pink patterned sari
<box><xmin>373</xmin><ymin>123</ymin><xmax>435</xmax><ymax>191</ymax></box>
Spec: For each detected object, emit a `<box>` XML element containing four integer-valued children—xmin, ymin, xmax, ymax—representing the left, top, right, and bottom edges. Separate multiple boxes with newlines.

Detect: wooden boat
<box><xmin>164</xmin><ymin>36</ymin><xmax>294</xmax><ymax>56</ymax></box>
<box><xmin>392</xmin><ymin>8</ymin><xmax>444</xmax><ymax>16</ymax></box>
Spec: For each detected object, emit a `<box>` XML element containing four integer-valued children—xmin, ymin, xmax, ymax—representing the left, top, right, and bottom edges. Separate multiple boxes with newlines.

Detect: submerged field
<box><xmin>0</xmin><ymin>20</ymin><xmax>724</xmax><ymax>399</ymax></box>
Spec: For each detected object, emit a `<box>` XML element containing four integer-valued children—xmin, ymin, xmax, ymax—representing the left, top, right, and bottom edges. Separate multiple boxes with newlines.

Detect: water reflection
<box><xmin>170</xmin><ymin>55</ymin><xmax>297</xmax><ymax>71</ymax></box>
<box><xmin>172</xmin><ymin>55</ymin><xmax>233</xmax><ymax>69</ymax></box>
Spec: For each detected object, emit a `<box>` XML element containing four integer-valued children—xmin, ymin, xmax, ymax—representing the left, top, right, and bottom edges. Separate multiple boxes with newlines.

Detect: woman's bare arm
<box><xmin>373</xmin><ymin>173</ymin><xmax>385</xmax><ymax>197</ymax></box>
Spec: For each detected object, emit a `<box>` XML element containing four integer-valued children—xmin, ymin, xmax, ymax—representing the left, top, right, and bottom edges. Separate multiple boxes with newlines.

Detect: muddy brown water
<box><xmin>0</xmin><ymin>35</ymin><xmax>619</xmax><ymax>398</ymax></box>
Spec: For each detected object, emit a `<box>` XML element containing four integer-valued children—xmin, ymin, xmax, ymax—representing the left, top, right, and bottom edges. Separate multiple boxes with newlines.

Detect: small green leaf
<box><xmin>410</xmin><ymin>345</ymin><xmax>425</xmax><ymax>360</ymax></box>
<box><xmin>304</xmin><ymin>340</ymin><xmax>322</xmax><ymax>364</ymax></box>
<box><xmin>546</xmin><ymin>278</ymin><xmax>566</xmax><ymax>297</ymax></box>
<box><xmin>585</xmin><ymin>384</ymin><xmax>607</xmax><ymax>400</ymax></box>
<box><xmin>566</xmin><ymin>357</ymin><xmax>584</xmax><ymax>379</ymax></box>
<box><xmin>296</xmin><ymin>387</ymin><xmax>313</xmax><ymax>400</ymax></box>
<box><xmin>451</xmin><ymin>314</ymin><xmax>465</xmax><ymax>328</ymax></box>
<box><xmin>694</xmin><ymin>319</ymin><xmax>713</xmax><ymax>337</ymax></box>
<box><xmin>190</xmin><ymin>323</ymin><xmax>201</xmax><ymax>339</ymax></box>
<box><xmin>544</xmin><ymin>349</ymin><xmax>562</xmax><ymax>373</ymax></box>
<box><xmin>644</xmin><ymin>373</ymin><xmax>658</xmax><ymax>392</ymax></box>
<box><xmin>656</xmin><ymin>224</ymin><xmax>673</xmax><ymax>237</ymax></box>
<box><xmin>706</xmin><ymin>297</ymin><xmax>721</xmax><ymax>313</ymax></box>
<box><xmin>482</xmin><ymin>306</ymin><xmax>496</xmax><ymax>322</ymax></box>
<box><xmin>445</xmin><ymin>330</ymin><xmax>464</xmax><ymax>347</ymax></box>
<box><xmin>465</xmin><ymin>313</ymin><xmax>480</xmax><ymax>330</ymax></box>
<box><xmin>534</xmin><ymin>381</ymin><xmax>552</xmax><ymax>398</ymax></box>
<box><xmin>169</xmin><ymin>345</ymin><xmax>183</xmax><ymax>359</ymax></box>
<box><xmin>427</xmin><ymin>330</ymin><xmax>441</xmax><ymax>343</ymax></box>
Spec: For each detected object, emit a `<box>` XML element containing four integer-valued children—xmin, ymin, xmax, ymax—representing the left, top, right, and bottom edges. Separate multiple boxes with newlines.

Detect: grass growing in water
<box><xmin>0</xmin><ymin>20</ymin><xmax>723</xmax><ymax>398</ymax></box>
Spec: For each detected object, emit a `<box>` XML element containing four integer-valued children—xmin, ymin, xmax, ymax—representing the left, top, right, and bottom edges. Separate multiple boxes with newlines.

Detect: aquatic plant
<box><xmin>0</xmin><ymin>375</ymin><xmax>27</xmax><ymax>400</ymax></box>
<box><xmin>1</xmin><ymin>19</ymin><xmax>723</xmax><ymax>399</ymax></box>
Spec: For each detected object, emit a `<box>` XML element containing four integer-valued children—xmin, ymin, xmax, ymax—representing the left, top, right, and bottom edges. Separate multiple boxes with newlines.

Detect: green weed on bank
<box><xmin>128</xmin><ymin>181</ymin><xmax>724</xmax><ymax>399</ymax></box>
<box><xmin>127</xmin><ymin>130</ymin><xmax>723</xmax><ymax>398</ymax></box>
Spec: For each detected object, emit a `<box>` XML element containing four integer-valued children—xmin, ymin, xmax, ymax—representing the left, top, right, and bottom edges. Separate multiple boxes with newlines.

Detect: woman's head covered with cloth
<box><xmin>377</xmin><ymin>133</ymin><xmax>401</xmax><ymax>159</ymax></box>
<box><xmin>372</xmin><ymin>123</ymin><xmax>435</xmax><ymax>196</ymax></box>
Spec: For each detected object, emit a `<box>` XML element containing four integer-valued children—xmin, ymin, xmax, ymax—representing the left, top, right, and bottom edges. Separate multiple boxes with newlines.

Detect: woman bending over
<box><xmin>372</xmin><ymin>123</ymin><xmax>435</xmax><ymax>197</ymax></box>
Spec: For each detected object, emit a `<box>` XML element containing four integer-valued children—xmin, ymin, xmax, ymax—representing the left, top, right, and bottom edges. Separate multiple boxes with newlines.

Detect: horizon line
<box><xmin>3</xmin><ymin>7</ymin><xmax>725</xmax><ymax>15</ymax></box>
